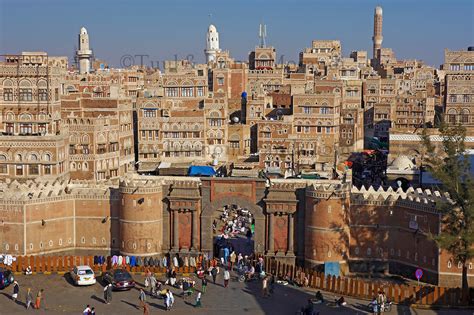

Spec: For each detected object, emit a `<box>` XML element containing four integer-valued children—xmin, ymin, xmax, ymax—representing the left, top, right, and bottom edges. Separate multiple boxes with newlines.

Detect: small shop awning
<box><xmin>158</xmin><ymin>162</ymin><xmax>171</xmax><ymax>169</ymax></box>
<box><xmin>138</xmin><ymin>162</ymin><xmax>160</xmax><ymax>172</ymax></box>
<box><xmin>188</xmin><ymin>166</ymin><xmax>216</xmax><ymax>177</ymax></box>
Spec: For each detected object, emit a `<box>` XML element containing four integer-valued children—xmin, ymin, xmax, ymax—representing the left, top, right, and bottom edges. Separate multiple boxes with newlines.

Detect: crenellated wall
<box><xmin>0</xmin><ymin>175</ymin><xmax>472</xmax><ymax>287</ymax></box>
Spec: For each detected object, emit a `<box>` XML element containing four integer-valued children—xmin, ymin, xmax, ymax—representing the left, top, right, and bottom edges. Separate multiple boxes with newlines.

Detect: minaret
<box><xmin>76</xmin><ymin>27</ymin><xmax>92</xmax><ymax>74</ymax></box>
<box><xmin>372</xmin><ymin>6</ymin><xmax>383</xmax><ymax>63</ymax></box>
<box><xmin>205</xmin><ymin>24</ymin><xmax>220</xmax><ymax>63</ymax></box>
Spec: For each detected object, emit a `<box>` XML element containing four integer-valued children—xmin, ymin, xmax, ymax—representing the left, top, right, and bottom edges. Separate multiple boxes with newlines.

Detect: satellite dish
<box><xmin>232</xmin><ymin>116</ymin><xmax>239</xmax><ymax>123</ymax></box>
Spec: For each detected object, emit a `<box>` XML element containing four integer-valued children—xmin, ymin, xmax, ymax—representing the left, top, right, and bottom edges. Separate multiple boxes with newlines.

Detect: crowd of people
<box><xmin>213</xmin><ymin>205</ymin><xmax>255</xmax><ymax>239</ymax></box>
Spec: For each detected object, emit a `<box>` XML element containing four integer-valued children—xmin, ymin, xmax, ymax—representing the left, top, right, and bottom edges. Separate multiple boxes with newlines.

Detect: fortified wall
<box><xmin>0</xmin><ymin>174</ymin><xmax>472</xmax><ymax>287</ymax></box>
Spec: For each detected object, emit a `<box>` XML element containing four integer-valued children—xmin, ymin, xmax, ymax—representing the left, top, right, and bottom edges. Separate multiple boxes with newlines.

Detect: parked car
<box><xmin>0</xmin><ymin>268</ymin><xmax>14</xmax><ymax>289</ymax></box>
<box><xmin>102</xmin><ymin>268</ymin><xmax>135</xmax><ymax>290</ymax></box>
<box><xmin>70</xmin><ymin>265</ymin><xmax>96</xmax><ymax>286</ymax></box>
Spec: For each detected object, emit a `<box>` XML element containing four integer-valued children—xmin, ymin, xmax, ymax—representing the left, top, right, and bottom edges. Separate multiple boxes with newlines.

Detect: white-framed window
<box><xmin>197</xmin><ymin>87</ymin><xmax>204</xmax><ymax>97</ymax></box>
<box><xmin>181</xmin><ymin>87</ymin><xmax>193</xmax><ymax>97</ymax></box>
<box><xmin>166</xmin><ymin>87</ymin><xmax>178</xmax><ymax>97</ymax></box>
<box><xmin>367</xmin><ymin>248</ymin><xmax>371</xmax><ymax>256</ymax></box>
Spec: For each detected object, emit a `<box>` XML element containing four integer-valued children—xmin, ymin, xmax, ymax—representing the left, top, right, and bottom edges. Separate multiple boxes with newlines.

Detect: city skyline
<box><xmin>1</xmin><ymin>0</ymin><xmax>473</xmax><ymax>68</ymax></box>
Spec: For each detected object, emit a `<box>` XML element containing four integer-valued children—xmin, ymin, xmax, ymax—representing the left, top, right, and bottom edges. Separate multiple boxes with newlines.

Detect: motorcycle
<box><xmin>368</xmin><ymin>300</ymin><xmax>392</xmax><ymax>313</ymax></box>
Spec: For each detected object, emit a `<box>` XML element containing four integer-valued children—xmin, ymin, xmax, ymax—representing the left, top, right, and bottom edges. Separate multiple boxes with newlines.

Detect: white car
<box><xmin>71</xmin><ymin>265</ymin><xmax>96</xmax><ymax>286</ymax></box>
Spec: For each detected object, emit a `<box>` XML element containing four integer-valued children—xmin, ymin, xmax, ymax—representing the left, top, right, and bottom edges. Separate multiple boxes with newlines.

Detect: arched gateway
<box><xmin>200</xmin><ymin>178</ymin><xmax>266</xmax><ymax>255</ymax></box>
<box><xmin>165</xmin><ymin>177</ymin><xmax>300</xmax><ymax>266</ymax></box>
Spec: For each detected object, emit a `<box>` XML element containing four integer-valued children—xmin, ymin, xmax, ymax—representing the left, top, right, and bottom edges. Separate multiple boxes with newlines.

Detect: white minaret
<box><xmin>76</xmin><ymin>27</ymin><xmax>93</xmax><ymax>74</ymax></box>
<box><xmin>205</xmin><ymin>24</ymin><xmax>220</xmax><ymax>63</ymax></box>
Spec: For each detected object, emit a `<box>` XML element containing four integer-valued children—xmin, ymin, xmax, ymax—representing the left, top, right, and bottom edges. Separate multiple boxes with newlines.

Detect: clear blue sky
<box><xmin>1</xmin><ymin>0</ymin><xmax>473</xmax><ymax>68</ymax></box>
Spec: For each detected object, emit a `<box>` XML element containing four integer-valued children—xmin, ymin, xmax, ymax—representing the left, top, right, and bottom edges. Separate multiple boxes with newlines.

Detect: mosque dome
<box><xmin>390</xmin><ymin>155</ymin><xmax>415</xmax><ymax>170</ymax></box>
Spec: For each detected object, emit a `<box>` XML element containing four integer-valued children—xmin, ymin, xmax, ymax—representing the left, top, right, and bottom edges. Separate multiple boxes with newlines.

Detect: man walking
<box><xmin>201</xmin><ymin>276</ymin><xmax>208</xmax><ymax>293</ymax></box>
<box><xmin>211</xmin><ymin>266</ymin><xmax>218</xmax><ymax>284</ymax></box>
<box><xmin>104</xmin><ymin>283</ymin><xmax>112</xmax><ymax>304</ymax></box>
<box><xmin>25</xmin><ymin>288</ymin><xmax>33</xmax><ymax>309</ymax></box>
<box><xmin>139</xmin><ymin>288</ymin><xmax>146</xmax><ymax>309</ymax></box>
<box><xmin>195</xmin><ymin>291</ymin><xmax>202</xmax><ymax>308</ymax></box>
<box><xmin>230</xmin><ymin>251</ymin><xmax>236</xmax><ymax>270</ymax></box>
<box><xmin>149</xmin><ymin>274</ymin><xmax>157</xmax><ymax>296</ymax></box>
<box><xmin>262</xmin><ymin>276</ymin><xmax>268</xmax><ymax>298</ymax></box>
<box><xmin>223</xmin><ymin>268</ymin><xmax>230</xmax><ymax>288</ymax></box>
<box><xmin>11</xmin><ymin>280</ymin><xmax>19</xmax><ymax>302</ymax></box>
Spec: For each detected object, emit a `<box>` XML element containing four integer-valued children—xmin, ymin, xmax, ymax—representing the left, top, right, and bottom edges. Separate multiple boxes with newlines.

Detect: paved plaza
<box><xmin>0</xmin><ymin>271</ymin><xmax>472</xmax><ymax>314</ymax></box>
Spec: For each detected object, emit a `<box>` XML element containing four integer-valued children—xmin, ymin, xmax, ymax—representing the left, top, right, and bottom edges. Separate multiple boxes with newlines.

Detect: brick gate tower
<box><xmin>119</xmin><ymin>177</ymin><xmax>164</xmax><ymax>256</ymax></box>
<box><xmin>304</xmin><ymin>183</ymin><xmax>351</xmax><ymax>273</ymax></box>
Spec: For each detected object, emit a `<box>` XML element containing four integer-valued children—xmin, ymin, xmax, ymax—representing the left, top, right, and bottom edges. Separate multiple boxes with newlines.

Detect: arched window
<box><xmin>461</xmin><ymin>108</ymin><xmax>470</xmax><ymax>124</ymax></box>
<box><xmin>447</xmin><ymin>109</ymin><xmax>457</xmax><ymax>124</ymax></box>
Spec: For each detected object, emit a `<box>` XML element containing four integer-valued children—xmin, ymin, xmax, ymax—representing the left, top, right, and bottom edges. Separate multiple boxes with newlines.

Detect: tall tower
<box><xmin>372</xmin><ymin>6</ymin><xmax>383</xmax><ymax>63</ymax></box>
<box><xmin>76</xmin><ymin>27</ymin><xmax>92</xmax><ymax>74</ymax></box>
<box><xmin>205</xmin><ymin>24</ymin><xmax>220</xmax><ymax>63</ymax></box>
<box><xmin>259</xmin><ymin>23</ymin><xmax>267</xmax><ymax>48</ymax></box>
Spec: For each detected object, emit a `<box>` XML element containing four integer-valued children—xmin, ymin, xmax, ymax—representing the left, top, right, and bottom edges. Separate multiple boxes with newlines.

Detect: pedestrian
<box><xmin>104</xmin><ymin>283</ymin><xmax>112</xmax><ymax>304</ymax></box>
<box><xmin>83</xmin><ymin>304</ymin><xmax>91</xmax><ymax>315</ymax></box>
<box><xmin>230</xmin><ymin>251</ymin><xmax>236</xmax><ymax>270</ymax></box>
<box><xmin>223</xmin><ymin>247</ymin><xmax>230</xmax><ymax>265</ymax></box>
<box><xmin>91</xmin><ymin>307</ymin><xmax>96</xmax><ymax>315</ymax></box>
<box><xmin>143</xmin><ymin>302</ymin><xmax>150</xmax><ymax>315</ymax></box>
<box><xmin>223</xmin><ymin>268</ymin><xmax>230</xmax><ymax>288</ymax></box>
<box><xmin>211</xmin><ymin>266</ymin><xmax>218</xmax><ymax>284</ymax></box>
<box><xmin>11</xmin><ymin>280</ymin><xmax>19</xmax><ymax>302</ymax></box>
<box><xmin>262</xmin><ymin>276</ymin><xmax>268</xmax><ymax>297</ymax></box>
<box><xmin>149</xmin><ymin>274</ymin><xmax>158</xmax><ymax>296</ymax></box>
<box><xmin>164</xmin><ymin>290</ymin><xmax>171</xmax><ymax>310</ymax></box>
<box><xmin>195</xmin><ymin>291</ymin><xmax>202</xmax><ymax>308</ymax></box>
<box><xmin>25</xmin><ymin>287</ymin><xmax>33</xmax><ymax>309</ymax></box>
<box><xmin>35</xmin><ymin>289</ymin><xmax>43</xmax><ymax>310</ymax></box>
<box><xmin>269</xmin><ymin>275</ymin><xmax>275</xmax><ymax>295</ymax></box>
<box><xmin>201</xmin><ymin>276</ymin><xmax>207</xmax><ymax>293</ymax></box>
<box><xmin>169</xmin><ymin>290</ymin><xmax>174</xmax><ymax>308</ymax></box>
<box><xmin>170</xmin><ymin>268</ymin><xmax>177</xmax><ymax>286</ymax></box>
<box><xmin>139</xmin><ymin>288</ymin><xmax>146</xmax><ymax>308</ymax></box>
